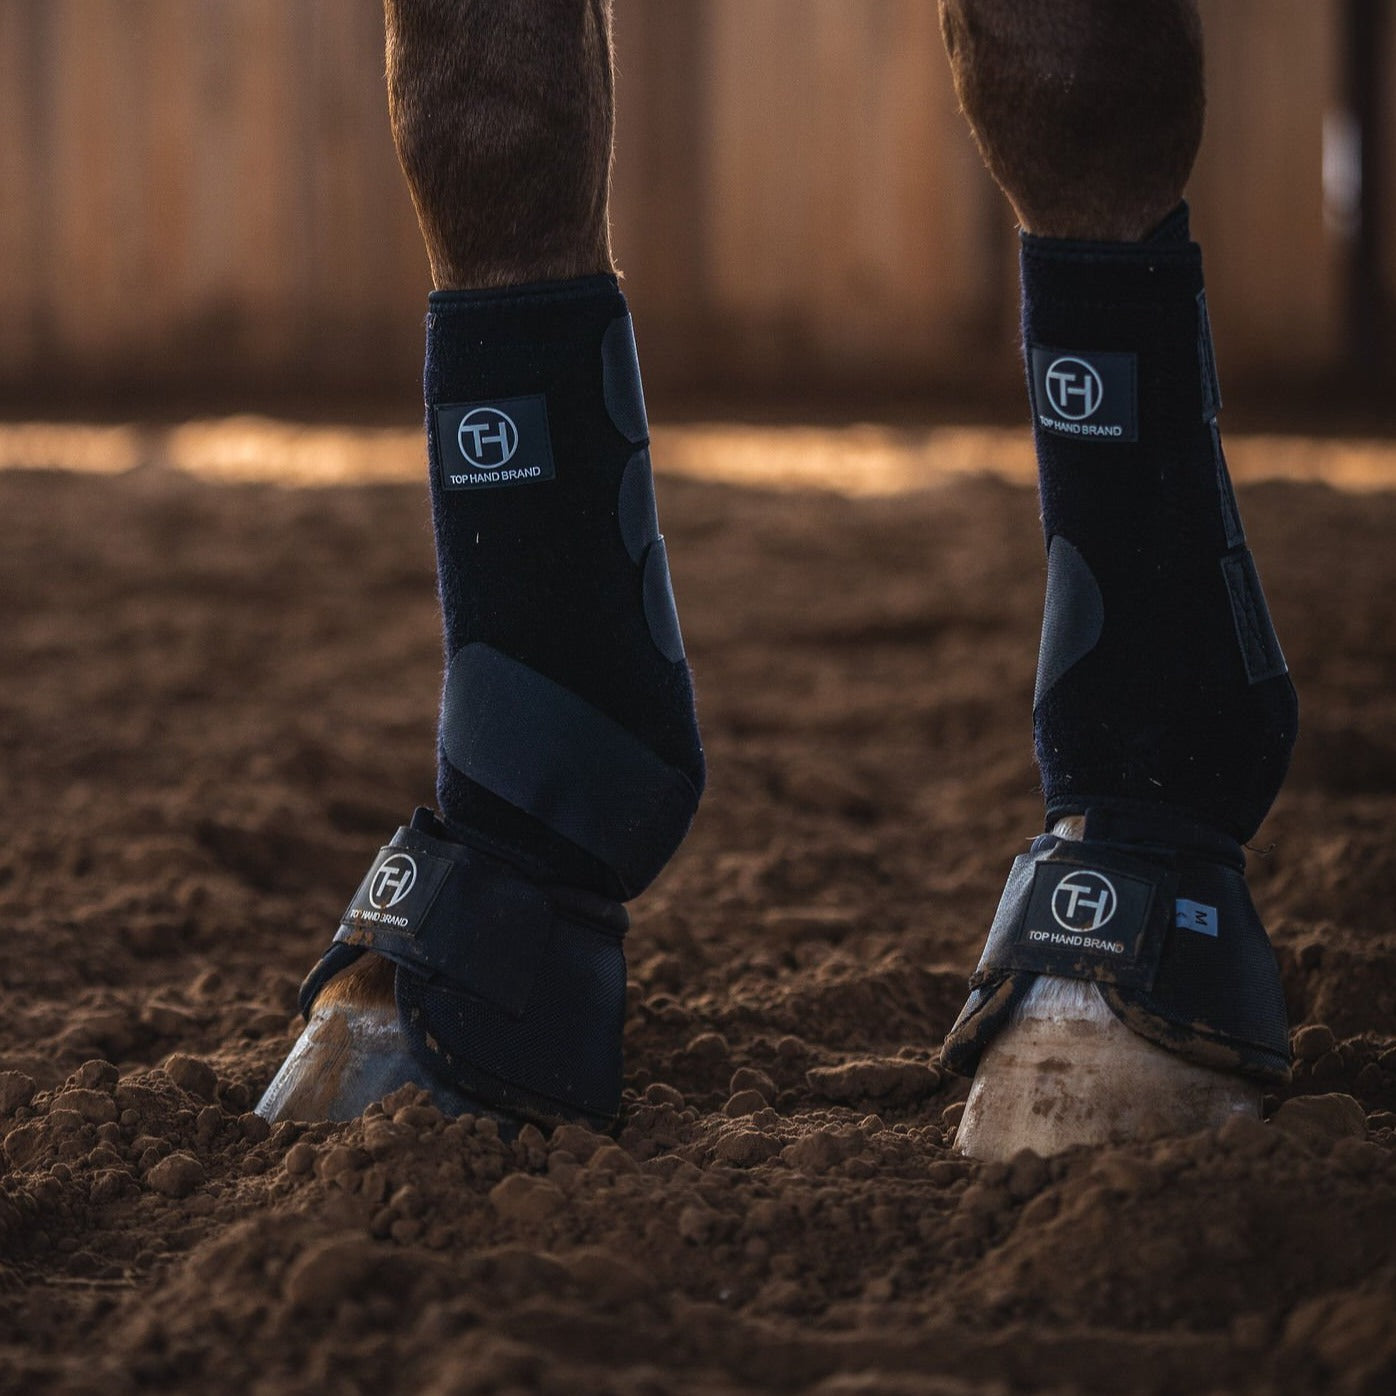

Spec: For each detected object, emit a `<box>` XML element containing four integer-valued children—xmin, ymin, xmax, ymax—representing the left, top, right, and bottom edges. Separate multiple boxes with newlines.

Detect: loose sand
<box><xmin>0</xmin><ymin>423</ymin><xmax>1393</xmax><ymax>1395</ymax></box>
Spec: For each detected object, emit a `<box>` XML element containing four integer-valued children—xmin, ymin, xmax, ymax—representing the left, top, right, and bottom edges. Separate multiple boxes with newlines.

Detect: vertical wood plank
<box><xmin>697</xmin><ymin>0</ymin><xmax>1006</xmax><ymax>389</ymax></box>
<box><xmin>231</xmin><ymin>0</ymin><xmax>308</xmax><ymax>377</ymax></box>
<box><xmin>303</xmin><ymin>0</ymin><xmax>429</xmax><ymax>396</ymax></box>
<box><xmin>0</xmin><ymin>1</ymin><xmax>39</xmax><ymax>375</ymax></box>
<box><xmin>610</xmin><ymin>0</ymin><xmax>710</xmax><ymax>381</ymax></box>
<box><xmin>1190</xmin><ymin>0</ymin><xmax>1343</xmax><ymax>379</ymax></box>
<box><xmin>133</xmin><ymin>0</ymin><xmax>202</xmax><ymax>375</ymax></box>
<box><xmin>41</xmin><ymin>0</ymin><xmax>126</xmax><ymax>372</ymax></box>
<box><xmin>1381</xmin><ymin>2</ymin><xmax>1396</xmax><ymax>335</ymax></box>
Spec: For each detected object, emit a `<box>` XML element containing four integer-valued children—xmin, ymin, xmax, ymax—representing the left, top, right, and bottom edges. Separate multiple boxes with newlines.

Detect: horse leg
<box><xmin>258</xmin><ymin>0</ymin><xmax>703</xmax><ymax>1127</ymax></box>
<box><xmin>938</xmin><ymin>0</ymin><xmax>1298</xmax><ymax>1159</ymax></box>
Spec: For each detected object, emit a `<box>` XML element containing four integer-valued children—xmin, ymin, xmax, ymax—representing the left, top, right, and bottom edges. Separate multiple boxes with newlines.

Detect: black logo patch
<box><xmin>341</xmin><ymin>845</ymin><xmax>454</xmax><ymax>940</ymax></box>
<box><xmin>1005</xmin><ymin>859</ymin><xmax>1163</xmax><ymax>989</ymax></box>
<box><xmin>435</xmin><ymin>395</ymin><xmax>556</xmax><ymax>491</ymax></box>
<box><xmin>1030</xmin><ymin>346</ymin><xmax>1138</xmax><ymax>443</ymax></box>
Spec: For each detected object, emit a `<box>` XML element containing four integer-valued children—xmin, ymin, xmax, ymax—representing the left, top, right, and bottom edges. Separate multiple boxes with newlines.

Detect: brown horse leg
<box><xmin>259</xmin><ymin>1</ymin><xmax>628</xmax><ymax>1124</ymax></box>
<box><xmin>384</xmin><ymin>0</ymin><xmax>615</xmax><ymax>290</ymax></box>
<box><xmin>940</xmin><ymin>0</ymin><xmax>1204</xmax><ymax>240</ymax></box>
<box><xmin>940</xmin><ymin>1</ymin><xmax>1296</xmax><ymax>1160</ymax></box>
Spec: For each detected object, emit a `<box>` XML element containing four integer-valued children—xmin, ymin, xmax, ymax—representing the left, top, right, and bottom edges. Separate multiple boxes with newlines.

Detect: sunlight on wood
<box><xmin>2</xmin><ymin>416</ymin><xmax>1396</xmax><ymax>495</ymax></box>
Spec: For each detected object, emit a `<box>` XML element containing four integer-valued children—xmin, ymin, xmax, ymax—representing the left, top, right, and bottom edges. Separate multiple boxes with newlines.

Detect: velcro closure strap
<box><xmin>971</xmin><ymin>838</ymin><xmax>1177</xmax><ymax>993</ymax></box>
<box><xmin>332</xmin><ymin>823</ymin><xmax>620</xmax><ymax>1018</ymax></box>
<box><xmin>441</xmin><ymin>643</ymin><xmax>700</xmax><ymax>894</ymax></box>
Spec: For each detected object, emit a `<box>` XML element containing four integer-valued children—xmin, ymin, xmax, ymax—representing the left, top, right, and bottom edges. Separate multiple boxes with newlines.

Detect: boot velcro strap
<box><xmin>969</xmin><ymin>840</ymin><xmax>1177</xmax><ymax>993</ymax></box>
<box><xmin>331</xmin><ymin>820</ymin><xmax>626</xmax><ymax>1019</ymax></box>
<box><xmin>947</xmin><ymin>820</ymin><xmax>1290</xmax><ymax>1084</ymax></box>
<box><xmin>441</xmin><ymin>642</ymin><xmax>700</xmax><ymax>896</ymax></box>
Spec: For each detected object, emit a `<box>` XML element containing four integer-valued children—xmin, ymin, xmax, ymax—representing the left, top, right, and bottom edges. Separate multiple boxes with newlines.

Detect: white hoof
<box><xmin>953</xmin><ymin>975</ymin><xmax>1260</xmax><ymax>1161</ymax></box>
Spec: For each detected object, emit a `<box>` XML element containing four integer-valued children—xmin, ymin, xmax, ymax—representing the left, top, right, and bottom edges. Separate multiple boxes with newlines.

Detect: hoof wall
<box><xmin>954</xmin><ymin>977</ymin><xmax>1260</xmax><ymax>1161</ymax></box>
<box><xmin>255</xmin><ymin>990</ymin><xmax>486</xmax><ymax>1124</ymax></box>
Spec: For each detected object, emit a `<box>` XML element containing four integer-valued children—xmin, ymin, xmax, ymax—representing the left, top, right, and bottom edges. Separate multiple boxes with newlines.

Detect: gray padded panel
<box><xmin>642</xmin><ymin>539</ymin><xmax>686</xmax><ymax>663</ymax></box>
<box><xmin>1034</xmin><ymin>534</ymin><xmax>1105</xmax><ymax>709</ymax></box>
<box><xmin>618</xmin><ymin>449</ymin><xmax>661</xmax><ymax>564</ymax></box>
<box><xmin>601</xmin><ymin>315</ymin><xmax>649</xmax><ymax>445</ymax></box>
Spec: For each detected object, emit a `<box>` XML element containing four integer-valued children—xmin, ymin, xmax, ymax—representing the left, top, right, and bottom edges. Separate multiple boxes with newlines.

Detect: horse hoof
<box><xmin>255</xmin><ymin>955</ymin><xmax>484</xmax><ymax>1123</ymax></box>
<box><xmin>953</xmin><ymin>975</ymin><xmax>1260</xmax><ymax>1161</ymax></box>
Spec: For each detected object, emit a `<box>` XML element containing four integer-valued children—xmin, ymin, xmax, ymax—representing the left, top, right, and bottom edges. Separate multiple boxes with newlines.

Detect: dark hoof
<box><xmin>256</xmin><ymin>959</ymin><xmax>491</xmax><ymax>1123</ymax></box>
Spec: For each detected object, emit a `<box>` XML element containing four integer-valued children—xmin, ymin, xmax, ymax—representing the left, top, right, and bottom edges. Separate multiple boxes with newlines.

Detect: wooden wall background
<box><xmin>0</xmin><ymin>0</ymin><xmax>1385</xmax><ymax>408</ymax></box>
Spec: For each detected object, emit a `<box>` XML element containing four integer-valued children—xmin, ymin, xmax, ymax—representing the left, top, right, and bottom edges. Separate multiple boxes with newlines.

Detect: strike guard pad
<box><xmin>943</xmin><ymin>805</ymin><xmax>1291</xmax><ymax>1085</ymax></box>
<box><xmin>298</xmin><ymin>808</ymin><xmax>630</xmax><ymax>1128</ymax></box>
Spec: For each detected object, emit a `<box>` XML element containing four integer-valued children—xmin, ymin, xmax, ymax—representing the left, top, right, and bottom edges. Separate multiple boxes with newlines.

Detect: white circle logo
<box><xmin>1044</xmin><ymin>357</ymin><xmax>1105</xmax><ymax>421</ymax></box>
<box><xmin>1051</xmin><ymin>870</ymin><xmax>1118</xmax><ymax>933</ymax></box>
<box><xmin>457</xmin><ymin>408</ymin><xmax>519</xmax><ymax>469</ymax></box>
<box><xmin>369</xmin><ymin>853</ymin><xmax>418</xmax><ymax>910</ymax></box>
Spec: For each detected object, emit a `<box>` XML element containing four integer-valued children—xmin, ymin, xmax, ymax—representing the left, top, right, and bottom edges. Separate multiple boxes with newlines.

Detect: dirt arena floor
<box><xmin>1</xmin><ymin>421</ymin><xmax>1395</xmax><ymax>1395</ymax></box>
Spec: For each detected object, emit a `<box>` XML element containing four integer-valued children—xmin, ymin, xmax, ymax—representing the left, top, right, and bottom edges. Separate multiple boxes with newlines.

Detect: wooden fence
<box><xmin>0</xmin><ymin>0</ymin><xmax>1389</xmax><ymax>408</ymax></box>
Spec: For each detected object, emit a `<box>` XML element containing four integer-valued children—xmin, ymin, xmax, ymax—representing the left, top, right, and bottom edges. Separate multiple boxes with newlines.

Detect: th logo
<box><xmin>1050</xmin><ymin>870</ymin><xmax>1118</xmax><ymax>933</ymax></box>
<box><xmin>369</xmin><ymin>853</ymin><xmax>418</xmax><ymax>910</ymax></box>
<box><xmin>457</xmin><ymin>407</ymin><xmax>519</xmax><ymax>469</ymax></box>
<box><xmin>1045</xmin><ymin>357</ymin><xmax>1105</xmax><ymax>421</ymax></box>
